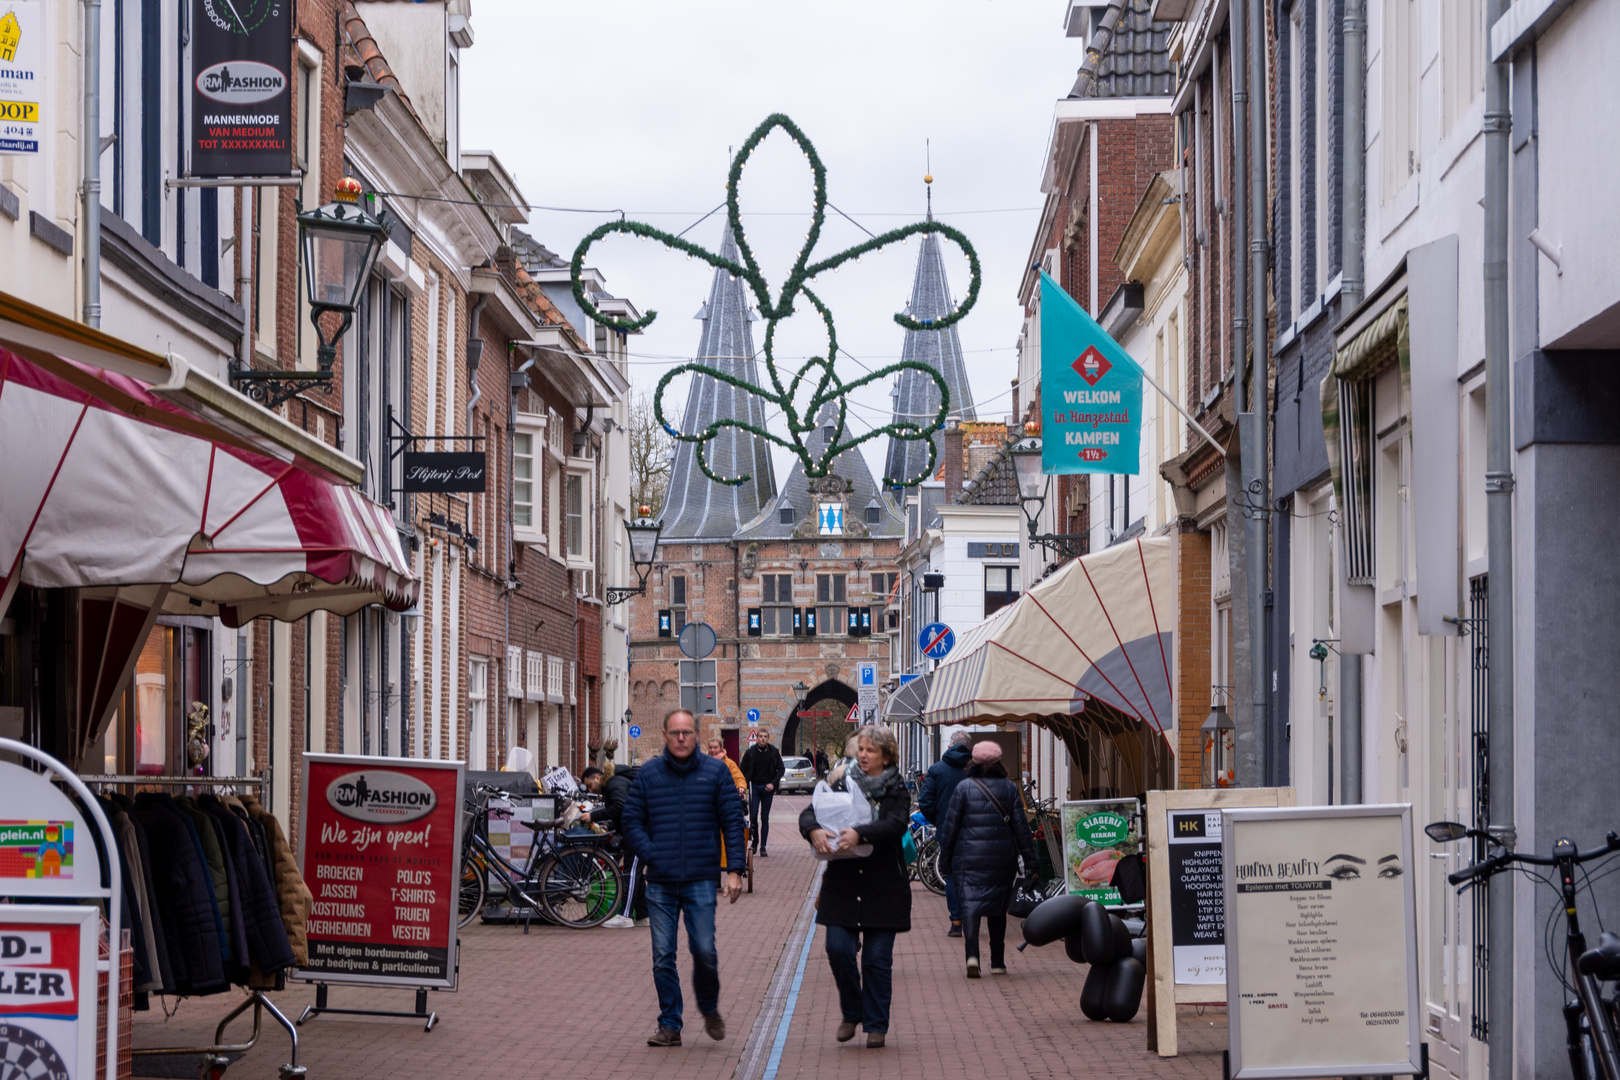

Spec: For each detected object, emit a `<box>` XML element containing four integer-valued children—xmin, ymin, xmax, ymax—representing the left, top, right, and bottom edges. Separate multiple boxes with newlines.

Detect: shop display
<box><xmin>1061</xmin><ymin>799</ymin><xmax>1140</xmax><ymax>904</ymax></box>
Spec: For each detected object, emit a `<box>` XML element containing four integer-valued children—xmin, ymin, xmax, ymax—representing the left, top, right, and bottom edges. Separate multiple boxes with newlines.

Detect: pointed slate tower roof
<box><xmin>659</xmin><ymin>224</ymin><xmax>779</xmax><ymax>540</ymax></box>
<box><xmin>738</xmin><ymin>402</ymin><xmax>903</xmax><ymax>541</ymax></box>
<box><xmin>883</xmin><ymin>230</ymin><xmax>977</xmax><ymax>487</ymax></box>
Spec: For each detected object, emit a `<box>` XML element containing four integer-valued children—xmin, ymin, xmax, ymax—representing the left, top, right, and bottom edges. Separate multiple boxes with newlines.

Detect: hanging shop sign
<box><xmin>402</xmin><ymin>451</ymin><xmax>488</xmax><ymax>494</ymax></box>
<box><xmin>1038</xmin><ymin>269</ymin><xmax>1143</xmax><ymax>475</ymax></box>
<box><xmin>1143</xmin><ymin>787</ymin><xmax>1295</xmax><ymax>1058</ymax></box>
<box><xmin>0</xmin><ymin>0</ymin><xmax>44</xmax><ymax>156</ymax></box>
<box><xmin>295</xmin><ymin>754</ymin><xmax>465</xmax><ymax>988</ymax></box>
<box><xmin>1223</xmin><ymin>804</ymin><xmax>1421</xmax><ymax>1079</ymax></box>
<box><xmin>1060</xmin><ymin>798</ymin><xmax>1141</xmax><ymax>905</ymax></box>
<box><xmin>189</xmin><ymin>0</ymin><xmax>294</xmax><ymax>178</ymax></box>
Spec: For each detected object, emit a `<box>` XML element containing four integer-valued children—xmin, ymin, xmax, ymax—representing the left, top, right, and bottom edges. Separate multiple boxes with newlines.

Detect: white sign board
<box><xmin>0</xmin><ymin>906</ymin><xmax>99</xmax><ymax>1080</ymax></box>
<box><xmin>0</xmin><ymin>0</ymin><xmax>44</xmax><ymax>155</ymax></box>
<box><xmin>1223</xmin><ymin>804</ymin><xmax>1421</xmax><ymax>1079</ymax></box>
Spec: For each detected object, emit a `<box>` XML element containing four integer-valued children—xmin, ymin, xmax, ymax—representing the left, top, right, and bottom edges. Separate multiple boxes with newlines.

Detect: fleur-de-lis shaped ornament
<box><xmin>568</xmin><ymin>113</ymin><xmax>981</xmax><ymax>488</ymax></box>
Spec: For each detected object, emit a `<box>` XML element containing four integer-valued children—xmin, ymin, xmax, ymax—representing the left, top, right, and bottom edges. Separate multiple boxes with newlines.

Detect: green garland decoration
<box><xmin>567</xmin><ymin>113</ymin><xmax>981</xmax><ymax>488</ymax></box>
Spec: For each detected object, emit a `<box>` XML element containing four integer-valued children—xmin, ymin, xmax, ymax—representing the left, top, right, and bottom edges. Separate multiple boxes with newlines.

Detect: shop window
<box><xmin>984</xmin><ymin>566</ymin><xmax>1021</xmax><ymax>617</ymax></box>
<box><xmin>128</xmin><ymin>624</ymin><xmax>211</xmax><ymax>776</ymax></box>
<box><xmin>817</xmin><ymin>573</ymin><xmax>846</xmax><ymax>636</ymax></box>
<box><xmin>762</xmin><ymin>573</ymin><xmax>793</xmax><ymax>636</ymax></box>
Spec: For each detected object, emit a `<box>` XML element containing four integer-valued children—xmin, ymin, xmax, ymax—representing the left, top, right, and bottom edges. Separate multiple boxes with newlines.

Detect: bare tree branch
<box><xmin>629</xmin><ymin>386</ymin><xmax>673</xmax><ymax>514</ymax></box>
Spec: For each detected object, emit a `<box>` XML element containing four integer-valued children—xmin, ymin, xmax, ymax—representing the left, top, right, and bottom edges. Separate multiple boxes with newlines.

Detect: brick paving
<box><xmin>132</xmin><ymin>796</ymin><xmax>1226</xmax><ymax>1080</ymax></box>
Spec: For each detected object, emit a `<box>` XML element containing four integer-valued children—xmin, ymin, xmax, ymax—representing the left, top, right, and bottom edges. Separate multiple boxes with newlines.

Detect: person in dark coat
<box><xmin>917</xmin><ymin>731</ymin><xmax>975</xmax><ymax>936</ymax></box>
<box><xmin>621</xmin><ymin>710</ymin><xmax>747</xmax><ymax>1048</ymax></box>
<box><xmin>800</xmin><ymin>724</ymin><xmax>911</xmax><ymax>1049</ymax></box>
<box><xmin>814</xmin><ymin>748</ymin><xmax>830</xmax><ymax>778</ymax></box>
<box><xmin>936</xmin><ymin>741</ymin><xmax>1038</xmax><ymax>978</ymax></box>
<box><xmin>739</xmin><ymin>730</ymin><xmax>784</xmax><ymax>856</ymax></box>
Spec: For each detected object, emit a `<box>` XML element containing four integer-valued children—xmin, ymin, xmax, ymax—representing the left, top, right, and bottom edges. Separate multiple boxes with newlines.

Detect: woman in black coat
<box><xmin>936</xmin><ymin>741</ymin><xmax>1038</xmax><ymax>978</ymax></box>
<box><xmin>800</xmin><ymin>724</ymin><xmax>911</xmax><ymax>1048</ymax></box>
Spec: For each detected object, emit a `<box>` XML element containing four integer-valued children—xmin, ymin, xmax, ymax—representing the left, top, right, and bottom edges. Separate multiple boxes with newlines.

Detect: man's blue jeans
<box><xmin>749</xmin><ymin>786</ymin><xmax>774</xmax><ymax>850</ymax></box>
<box><xmin>823</xmin><ymin>925</ymin><xmax>896</xmax><ymax>1034</ymax></box>
<box><xmin>646</xmin><ymin>879</ymin><xmax>719</xmax><ymax>1032</ymax></box>
<box><xmin>945</xmin><ymin>873</ymin><xmax>961</xmax><ymax>923</ymax></box>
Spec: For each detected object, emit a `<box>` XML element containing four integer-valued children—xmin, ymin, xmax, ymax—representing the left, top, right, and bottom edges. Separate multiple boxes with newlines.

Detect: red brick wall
<box><xmin>1174</xmin><ymin>527</ymin><xmax>1212</xmax><ymax>789</ymax></box>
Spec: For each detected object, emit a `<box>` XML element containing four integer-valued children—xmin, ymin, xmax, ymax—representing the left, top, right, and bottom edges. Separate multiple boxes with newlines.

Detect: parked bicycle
<box><xmin>1428</xmin><ymin>820</ymin><xmax>1620</xmax><ymax>1080</ymax></box>
<box><xmin>458</xmin><ymin>783</ymin><xmax>623</xmax><ymax>931</ymax></box>
<box><xmin>908</xmin><ymin>811</ymin><xmax>947</xmax><ymax>895</ymax></box>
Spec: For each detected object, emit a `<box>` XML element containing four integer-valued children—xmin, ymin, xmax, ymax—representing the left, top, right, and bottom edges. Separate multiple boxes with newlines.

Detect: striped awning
<box><xmin>923</xmin><ymin>537</ymin><xmax>1174</xmax><ymax>730</ymax></box>
<box><xmin>0</xmin><ymin>343</ymin><xmax>416</xmax><ymax>627</ymax></box>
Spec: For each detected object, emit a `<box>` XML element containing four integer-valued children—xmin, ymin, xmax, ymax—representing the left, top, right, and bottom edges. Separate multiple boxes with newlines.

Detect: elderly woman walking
<box><xmin>937</xmin><ymin>741</ymin><xmax>1038</xmax><ymax>978</ymax></box>
<box><xmin>800</xmin><ymin>724</ymin><xmax>910</xmax><ymax>1048</ymax></box>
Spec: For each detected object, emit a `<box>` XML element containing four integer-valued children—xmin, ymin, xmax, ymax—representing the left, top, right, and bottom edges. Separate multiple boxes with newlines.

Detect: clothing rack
<box><xmin>76</xmin><ymin>773</ymin><xmax>305</xmax><ymax>1080</ymax></box>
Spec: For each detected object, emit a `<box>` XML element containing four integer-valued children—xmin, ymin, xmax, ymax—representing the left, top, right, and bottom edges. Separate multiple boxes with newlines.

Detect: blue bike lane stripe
<box><xmin>761</xmin><ymin>913</ymin><xmax>819</xmax><ymax>1080</ymax></box>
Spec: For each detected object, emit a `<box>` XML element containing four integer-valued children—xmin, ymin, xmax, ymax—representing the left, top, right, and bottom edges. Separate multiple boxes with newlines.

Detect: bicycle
<box><xmin>1429</xmin><ymin>820</ymin><xmax>1620</xmax><ymax>1080</ymax></box>
<box><xmin>458</xmin><ymin>784</ymin><xmax>623</xmax><ymax>931</ymax></box>
<box><xmin>907</xmin><ymin>811</ymin><xmax>947</xmax><ymax>895</ymax></box>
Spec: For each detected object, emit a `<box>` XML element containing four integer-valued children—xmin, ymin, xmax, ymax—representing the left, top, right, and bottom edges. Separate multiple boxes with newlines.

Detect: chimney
<box><xmin>943</xmin><ymin>416</ymin><xmax>965</xmax><ymax>501</ymax></box>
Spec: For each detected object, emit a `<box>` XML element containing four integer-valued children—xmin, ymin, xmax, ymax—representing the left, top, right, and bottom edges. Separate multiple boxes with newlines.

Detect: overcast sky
<box><xmin>463</xmin><ymin>1</ymin><xmax>1084</xmax><ymax>481</ymax></box>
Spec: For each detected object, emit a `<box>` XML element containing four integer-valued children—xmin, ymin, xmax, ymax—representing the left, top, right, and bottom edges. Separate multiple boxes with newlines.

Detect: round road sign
<box><xmin>628</xmin><ymin>725</ymin><xmax>642</xmax><ymax>739</ymax></box>
<box><xmin>919</xmin><ymin>622</ymin><xmax>955</xmax><ymax>660</ymax></box>
<box><xmin>678</xmin><ymin>621</ymin><xmax>718</xmax><ymax>659</ymax></box>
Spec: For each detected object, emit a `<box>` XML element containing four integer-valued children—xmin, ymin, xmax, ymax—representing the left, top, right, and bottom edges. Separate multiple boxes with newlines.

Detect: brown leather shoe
<box><xmin>866</xmin><ymin>1032</ymin><xmax>886</xmax><ymax>1048</ymax></box>
<box><xmin>647</xmin><ymin>1025</ymin><xmax>681</xmax><ymax>1047</ymax></box>
<box><xmin>703</xmin><ymin>1012</ymin><xmax>726</xmax><ymax>1041</ymax></box>
<box><xmin>836</xmin><ymin>1021</ymin><xmax>858</xmax><ymax>1042</ymax></box>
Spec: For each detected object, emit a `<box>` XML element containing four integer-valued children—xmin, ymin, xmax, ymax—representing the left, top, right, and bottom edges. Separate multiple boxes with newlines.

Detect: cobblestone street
<box><xmin>132</xmin><ymin>799</ymin><xmax>1225</xmax><ymax>1080</ymax></box>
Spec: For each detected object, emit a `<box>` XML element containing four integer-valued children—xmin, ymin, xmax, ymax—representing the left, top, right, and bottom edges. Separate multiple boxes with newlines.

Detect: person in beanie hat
<box><xmin>936</xmin><ymin>741</ymin><xmax>1038</xmax><ymax>978</ymax></box>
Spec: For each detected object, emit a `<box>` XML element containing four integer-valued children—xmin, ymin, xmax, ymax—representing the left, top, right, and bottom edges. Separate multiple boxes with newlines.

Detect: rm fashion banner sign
<box><xmin>1039</xmin><ymin>270</ymin><xmax>1143</xmax><ymax>475</ymax></box>
<box><xmin>189</xmin><ymin>0</ymin><xmax>293</xmax><ymax>177</ymax></box>
<box><xmin>402</xmin><ymin>452</ymin><xmax>487</xmax><ymax>493</ymax></box>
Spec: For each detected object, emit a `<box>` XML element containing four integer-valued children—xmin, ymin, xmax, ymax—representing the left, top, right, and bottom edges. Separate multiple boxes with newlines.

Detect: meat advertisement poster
<box><xmin>295</xmin><ymin>754</ymin><xmax>464</xmax><ymax>988</ymax></box>
<box><xmin>188</xmin><ymin>0</ymin><xmax>294</xmax><ymax>177</ymax></box>
<box><xmin>0</xmin><ymin>906</ymin><xmax>99</xmax><ymax>1080</ymax></box>
<box><xmin>1223</xmin><ymin>805</ymin><xmax>1420</xmax><ymax>1079</ymax></box>
<box><xmin>1061</xmin><ymin>799</ymin><xmax>1140</xmax><ymax>905</ymax></box>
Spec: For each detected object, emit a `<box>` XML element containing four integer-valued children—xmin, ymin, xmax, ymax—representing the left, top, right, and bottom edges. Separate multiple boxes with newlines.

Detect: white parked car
<box><xmin>779</xmin><ymin>756</ymin><xmax>817</xmax><ymax>793</ymax></box>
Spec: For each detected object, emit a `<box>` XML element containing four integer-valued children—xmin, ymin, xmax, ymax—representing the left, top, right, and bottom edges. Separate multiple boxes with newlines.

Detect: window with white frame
<box><xmin>546</xmin><ymin>655</ymin><xmax>565</xmax><ymax>704</ymax></box>
<box><xmin>512</xmin><ymin>412</ymin><xmax>545</xmax><ymax>546</ymax></box>
<box><xmin>984</xmin><ymin>566</ymin><xmax>1021</xmax><ymax>617</ymax></box>
<box><xmin>1382</xmin><ymin>0</ymin><xmax>1419</xmax><ymax>201</ymax></box>
<box><xmin>468</xmin><ymin>658</ymin><xmax>488</xmax><ymax>771</ymax></box>
<box><xmin>1441</xmin><ymin>0</ymin><xmax>1483</xmax><ymax>135</ymax></box>
<box><xmin>563</xmin><ymin>461</ymin><xmax>594</xmax><ymax>567</ymax></box>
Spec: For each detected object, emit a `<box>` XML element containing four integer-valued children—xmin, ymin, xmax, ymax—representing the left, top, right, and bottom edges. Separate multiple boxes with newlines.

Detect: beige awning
<box><xmin>923</xmin><ymin>536</ymin><xmax>1174</xmax><ymax>731</ymax></box>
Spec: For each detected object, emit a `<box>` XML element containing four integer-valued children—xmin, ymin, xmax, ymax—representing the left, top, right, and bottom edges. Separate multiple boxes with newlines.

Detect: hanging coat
<box><xmin>200</xmin><ymin>796</ymin><xmax>294</xmax><ymax>976</ymax></box>
<box><xmin>239</xmin><ymin>794</ymin><xmax>312</xmax><ymax>966</ymax></box>
<box><xmin>130</xmin><ymin>795</ymin><xmax>227</xmax><ymax>995</ymax></box>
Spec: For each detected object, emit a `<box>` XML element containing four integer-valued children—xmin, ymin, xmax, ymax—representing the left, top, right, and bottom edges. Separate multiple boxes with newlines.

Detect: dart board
<box><xmin>0</xmin><ymin>1024</ymin><xmax>70</xmax><ymax>1080</ymax></box>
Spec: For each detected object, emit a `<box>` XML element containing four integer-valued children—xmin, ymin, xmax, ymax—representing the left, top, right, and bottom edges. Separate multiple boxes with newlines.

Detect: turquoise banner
<box><xmin>1039</xmin><ymin>270</ymin><xmax>1143</xmax><ymax>475</ymax></box>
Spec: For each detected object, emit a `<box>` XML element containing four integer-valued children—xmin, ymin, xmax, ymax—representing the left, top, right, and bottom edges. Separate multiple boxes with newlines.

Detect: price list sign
<box><xmin>1166</xmin><ymin>810</ymin><xmax>1225</xmax><ymax>984</ymax></box>
<box><xmin>295</xmin><ymin>754</ymin><xmax>465</xmax><ymax>988</ymax></box>
<box><xmin>1223</xmin><ymin>804</ymin><xmax>1420</xmax><ymax>1079</ymax></box>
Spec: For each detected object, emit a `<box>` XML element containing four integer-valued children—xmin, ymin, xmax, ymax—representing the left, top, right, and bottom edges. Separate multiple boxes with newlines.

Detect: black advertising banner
<box><xmin>1166</xmin><ymin>809</ymin><xmax>1225</xmax><ymax>984</ymax></box>
<box><xmin>294</xmin><ymin>754</ymin><xmax>464</xmax><ymax>987</ymax></box>
<box><xmin>190</xmin><ymin>0</ymin><xmax>293</xmax><ymax>178</ymax></box>
<box><xmin>402</xmin><ymin>452</ymin><xmax>488</xmax><ymax>493</ymax></box>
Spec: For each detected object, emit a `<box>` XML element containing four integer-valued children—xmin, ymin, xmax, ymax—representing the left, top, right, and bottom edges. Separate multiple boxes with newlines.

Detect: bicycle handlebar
<box><xmin>1447</xmin><ymin>832</ymin><xmax>1620</xmax><ymax>885</ymax></box>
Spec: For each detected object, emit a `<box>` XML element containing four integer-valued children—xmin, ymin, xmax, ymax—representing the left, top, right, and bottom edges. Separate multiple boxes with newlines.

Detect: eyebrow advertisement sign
<box><xmin>1038</xmin><ymin>269</ymin><xmax>1144</xmax><ymax>475</ymax></box>
<box><xmin>1222</xmin><ymin>804</ymin><xmax>1420</xmax><ymax>1079</ymax></box>
<box><xmin>295</xmin><ymin>754</ymin><xmax>465</xmax><ymax>988</ymax></box>
<box><xmin>189</xmin><ymin>0</ymin><xmax>294</xmax><ymax>177</ymax></box>
<box><xmin>0</xmin><ymin>0</ymin><xmax>45</xmax><ymax>156</ymax></box>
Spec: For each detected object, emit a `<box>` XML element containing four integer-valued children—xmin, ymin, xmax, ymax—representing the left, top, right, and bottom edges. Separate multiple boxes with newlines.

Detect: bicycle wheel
<box><xmin>458</xmin><ymin>855</ymin><xmax>487</xmax><ymax>928</ymax></box>
<box><xmin>538</xmin><ymin>848</ymin><xmax>623</xmax><ymax>928</ymax></box>
<box><xmin>916</xmin><ymin>840</ymin><xmax>947</xmax><ymax>896</ymax></box>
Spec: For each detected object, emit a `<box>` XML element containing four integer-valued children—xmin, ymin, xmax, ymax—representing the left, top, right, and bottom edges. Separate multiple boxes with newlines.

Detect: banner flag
<box><xmin>1039</xmin><ymin>269</ymin><xmax>1143</xmax><ymax>475</ymax></box>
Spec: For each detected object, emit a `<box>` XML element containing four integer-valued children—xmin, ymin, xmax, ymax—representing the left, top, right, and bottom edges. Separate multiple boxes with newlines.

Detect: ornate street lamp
<box><xmin>232</xmin><ymin>177</ymin><xmax>389</xmax><ymax>409</ymax></box>
<box><xmin>606</xmin><ymin>506</ymin><xmax>664</xmax><ymax>605</ymax></box>
<box><xmin>1009</xmin><ymin>435</ymin><xmax>1090</xmax><ymax>561</ymax></box>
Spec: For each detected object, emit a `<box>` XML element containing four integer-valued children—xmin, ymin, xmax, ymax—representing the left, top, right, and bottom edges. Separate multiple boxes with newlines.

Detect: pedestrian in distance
<box><xmin>936</xmin><ymin>741</ymin><xmax>1038</xmax><ymax>979</ymax></box>
<box><xmin>825</xmin><ymin>732</ymin><xmax>861</xmax><ymax>789</ymax></box>
<box><xmin>801</xmin><ymin>724</ymin><xmax>911</xmax><ymax>1049</ymax></box>
<box><xmin>621</xmin><ymin>709</ymin><xmax>748</xmax><ymax>1047</ymax></box>
<box><xmin>814</xmin><ymin>747</ymin><xmax>830</xmax><ymax>779</ymax></box>
<box><xmin>707</xmin><ymin>737</ymin><xmax>750</xmax><ymax>889</ymax></box>
<box><xmin>917</xmin><ymin>730</ymin><xmax>974</xmax><ymax>937</ymax></box>
<box><xmin>740</xmin><ymin>727</ymin><xmax>784</xmax><ymax>857</ymax></box>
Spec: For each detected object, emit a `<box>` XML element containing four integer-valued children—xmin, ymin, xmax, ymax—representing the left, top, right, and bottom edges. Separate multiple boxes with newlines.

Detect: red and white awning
<box><xmin>0</xmin><ymin>343</ymin><xmax>416</xmax><ymax>626</ymax></box>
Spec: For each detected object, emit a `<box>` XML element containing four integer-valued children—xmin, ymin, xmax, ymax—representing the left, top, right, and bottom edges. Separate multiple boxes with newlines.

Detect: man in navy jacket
<box><xmin>622</xmin><ymin>708</ymin><xmax>747</xmax><ymax>1047</ymax></box>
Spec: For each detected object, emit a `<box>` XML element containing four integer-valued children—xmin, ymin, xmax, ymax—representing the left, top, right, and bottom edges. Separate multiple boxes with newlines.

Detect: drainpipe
<box><xmin>1339</xmin><ymin>0</ymin><xmax>1365</xmax><ymax>808</ymax></box>
<box><xmin>81</xmin><ymin>0</ymin><xmax>101</xmax><ymax>327</ymax></box>
<box><xmin>1482</xmin><ymin>0</ymin><xmax>1515</xmax><ymax>1072</ymax></box>
<box><xmin>1247</xmin><ymin>0</ymin><xmax>1273</xmax><ymax>784</ymax></box>
<box><xmin>1229</xmin><ymin>0</ymin><xmax>1258</xmax><ymax>783</ymax></box>
<box><xmin>505</xmin><ymin>348</ymin><xmax>535</xmax><ymax>763</ymax></box>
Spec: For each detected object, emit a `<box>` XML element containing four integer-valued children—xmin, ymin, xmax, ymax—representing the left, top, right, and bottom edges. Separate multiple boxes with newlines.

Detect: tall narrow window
<box><xmin>1383</xmin><ymin>0</ymin><xmax>1420</xmax><ymax>201</ymax></box>
<box><xmin>566</xmin><ymin>472</ymin><xmax>584</xmax><ymax>557</ymax></box>
<box><xmin>762</xmin><ymin>573</ymin><xmax>793</xmax><ymax>636</ymax></box>
<box><xmin>670</xmin><ymin>574</ymin><xmax>687</xmax><ymax>633</ymax></box>
<box><xmin>514</xmin><ymin>434</ymin><xmax>535</xmax><ymax>524</ymax></box>
<box><xmin>817</xmin><ymin>573</ymin><xmax>847</xmax><ymax>636</ymax></box>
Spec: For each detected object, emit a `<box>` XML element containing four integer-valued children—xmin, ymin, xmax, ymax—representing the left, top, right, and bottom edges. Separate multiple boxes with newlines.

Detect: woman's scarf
<box><xmin>848</xmin><ymin>764</ymin><xmax>899</xmax><ymax>808</ymax></box>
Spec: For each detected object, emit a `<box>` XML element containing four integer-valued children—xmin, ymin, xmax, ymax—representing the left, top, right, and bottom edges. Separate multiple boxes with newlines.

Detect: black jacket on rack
<box><xmin>200</xmin><ymin>795</ymin><xmax>294</xmax><ymax>977</ymax></box>
<box><xmin>130</xmin><ymin>795</ymin><xmax>228</xmax><ymax>995</ymax></box>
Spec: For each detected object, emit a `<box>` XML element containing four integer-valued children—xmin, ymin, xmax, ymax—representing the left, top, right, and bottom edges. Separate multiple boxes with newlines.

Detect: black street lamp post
<box><xmin>606</xmin><ymin>507</ymin><xmax>663</xmax><ymax>605</ymax></box>
<box><xmin>1009</xmin><ymin>436</ymin><xmax>1090</xmax><ymax>561</ymax></box>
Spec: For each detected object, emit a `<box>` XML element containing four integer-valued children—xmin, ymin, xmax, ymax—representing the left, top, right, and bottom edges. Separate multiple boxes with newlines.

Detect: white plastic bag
<box><xmin>810</xmin><ymin>780</ymin><xmax>873</xmax><ymax>860</ymax></box>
